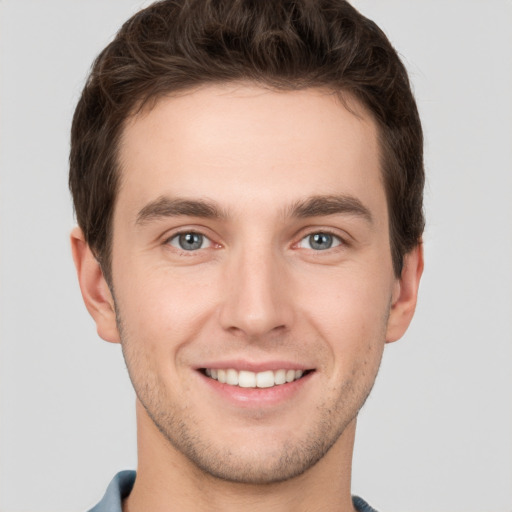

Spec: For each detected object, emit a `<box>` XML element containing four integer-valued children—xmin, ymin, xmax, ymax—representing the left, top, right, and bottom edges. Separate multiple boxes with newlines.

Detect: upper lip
<box><xmin>195</xmin><ymin>360</ymin><xmax>313</xmax><ymax>372</ymax></box>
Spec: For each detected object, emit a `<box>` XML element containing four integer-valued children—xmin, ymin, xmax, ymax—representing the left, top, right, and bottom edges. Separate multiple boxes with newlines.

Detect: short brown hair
<box><xmin>69</xmin><ymin>0</ymin><xmax>424</xmax><ymax>282</ymax></box>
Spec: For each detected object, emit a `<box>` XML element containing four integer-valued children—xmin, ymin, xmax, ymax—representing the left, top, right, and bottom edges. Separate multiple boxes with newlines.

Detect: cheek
<box><xmin>294</xmin><ymin>266</ymin><xmax>392</xmax><ymax>360</ymax></box>
<box><xmin>113</xmin><ymin>262</ymin><xmax>219</xmax><ymax>348</ymax></box>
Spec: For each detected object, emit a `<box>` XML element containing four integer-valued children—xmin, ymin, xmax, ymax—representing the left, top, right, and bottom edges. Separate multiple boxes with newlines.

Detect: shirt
<box><xmin>88</xmin><ymin>470</ymin><xmax>378</xmax><ymax>512</ymax></box>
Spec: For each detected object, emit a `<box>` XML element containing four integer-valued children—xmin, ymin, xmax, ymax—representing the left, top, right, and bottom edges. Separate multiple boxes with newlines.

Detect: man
<box><xmin>69</xmin><ymin>0</ymin><xmax>424</xmax><ymax>510</ymax></box>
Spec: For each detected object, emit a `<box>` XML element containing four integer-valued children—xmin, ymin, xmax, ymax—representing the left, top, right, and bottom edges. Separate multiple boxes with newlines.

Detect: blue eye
<box><xmin>298</xmin><ymin>232</ymin><xmax>342</xmax><ymax>250</ymax></box>
<box><xmin>168</xmin><ymin>232</ymin><xmax>211</xmax><ymax>251</ymax></box>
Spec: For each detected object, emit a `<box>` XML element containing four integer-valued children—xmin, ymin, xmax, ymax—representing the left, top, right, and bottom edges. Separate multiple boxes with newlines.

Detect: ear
<box><xmin>70</xmin><ymin>227</ymin><xmax>120</xmax><ymax>343</ymax></box>
<box><xmin>385</xmin><ymin>243</ymin><xmax>424</xmax><ymax>343</ymax></box>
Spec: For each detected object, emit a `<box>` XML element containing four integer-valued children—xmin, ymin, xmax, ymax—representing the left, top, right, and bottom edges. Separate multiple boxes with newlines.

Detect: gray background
<box><xmin>1</xmin><ymin>1</ymin><xmax>511</xmax><ymax>511</ymax></box>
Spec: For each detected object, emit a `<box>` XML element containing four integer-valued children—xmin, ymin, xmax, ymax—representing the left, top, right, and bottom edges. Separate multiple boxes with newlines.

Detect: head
<box><xmin>70</xmin><ymin>0</ymin><xmax>424</xmax><ymax>488</ymax></box>
<box><xmin>69</xmin><ymin>0</ymin><xmax>424</xmax><ymax>285</ymax></box>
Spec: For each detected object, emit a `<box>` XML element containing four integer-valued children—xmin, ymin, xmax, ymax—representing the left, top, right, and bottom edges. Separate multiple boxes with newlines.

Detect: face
<box><xmin>94</xmin><ymin>84</ymin><xmax>415</xmax><ymax>484</ymax></box>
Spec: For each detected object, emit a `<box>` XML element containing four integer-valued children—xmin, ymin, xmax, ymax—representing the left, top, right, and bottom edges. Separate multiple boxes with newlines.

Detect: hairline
<box><xmin>98</xmin><ymin>81</ymin><xmax>404</xmax><ymax>285</ymax></box>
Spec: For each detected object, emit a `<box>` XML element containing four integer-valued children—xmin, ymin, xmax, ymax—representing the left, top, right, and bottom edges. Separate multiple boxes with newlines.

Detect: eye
<box><xmin>297</xmin><ymin>232</ymin><xmax>343</xmax><ymax>251</ymax></box>
<box><xmin>168</xmin><ymin>232</ymin><xmax>212</xmax><ymax>251</ymax></box>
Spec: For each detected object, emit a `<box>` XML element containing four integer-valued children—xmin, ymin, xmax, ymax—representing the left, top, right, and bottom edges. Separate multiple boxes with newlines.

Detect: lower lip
<box><xmin>198</xmin><ymin>371</ymin><xmax>314</xmax><ymax>408</ymax></box>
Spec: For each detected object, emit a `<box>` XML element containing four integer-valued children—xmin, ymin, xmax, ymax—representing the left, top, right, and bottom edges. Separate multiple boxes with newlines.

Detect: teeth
<box><xmin>239</xmin><ymin>370</ymin><xmax>256</xmax><ymax>388</ymax></box>
<box><xmin>256</xmin><ymin>370</ymin><xmax>274</xmax><ymax>388</ymax></box>
<box><xmin>274</xmin><ymin>369</ymin><xmax>286</xmax><ymax>385</ymax></box>
<box><xmin>204</xmin><ymin>368</ymin><xmax>307</xmax><ymax>388</ymax></box>
<box><xmin>226</xmin><ymin>369</ymin><xmax>239</xmax><ymax>386</ymax></box>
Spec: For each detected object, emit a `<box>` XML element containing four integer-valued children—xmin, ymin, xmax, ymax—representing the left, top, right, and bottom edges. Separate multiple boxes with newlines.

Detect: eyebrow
<box><xmin>136</xmin><ymin>196</ymin><xmax>226</xmax><ymax>225</ymax></box>
<box><xmin>135</xmin><ymin>194</ymin><xmax>373</xmax><ymax>226</ymax></box>
<box><xmin>286</xmin><ymin>194</ymin><xmax>373</xmax><ymax>223</ymax></box>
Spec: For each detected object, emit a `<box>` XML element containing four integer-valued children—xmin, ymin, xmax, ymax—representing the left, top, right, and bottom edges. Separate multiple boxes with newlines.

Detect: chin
<box><xmin>140</xmin><ymin>392</ymin><xmax>359</xmax><ymax>485</ymax></box>
<box><xmin>168</xmin><ymin>434</ymin><xmax>337</xmax><ymax>485</ymax></box>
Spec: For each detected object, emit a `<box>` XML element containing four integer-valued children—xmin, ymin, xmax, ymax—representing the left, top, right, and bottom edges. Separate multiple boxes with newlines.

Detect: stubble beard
<box><xmin>115</xmin><ymin>306</ymin><xmax>385</xmax><ymax>485</ymax></box>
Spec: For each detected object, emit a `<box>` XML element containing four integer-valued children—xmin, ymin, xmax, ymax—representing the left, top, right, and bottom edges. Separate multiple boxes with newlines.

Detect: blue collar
<box><xmin>88</xmin><ymin>470</ymin><xmax>378</xmax><ymax>512</ymax></box>
<box><xmin>88</xmin><ymin>471</ymin><xmax>135</xmax><ymax>512</ymax></box>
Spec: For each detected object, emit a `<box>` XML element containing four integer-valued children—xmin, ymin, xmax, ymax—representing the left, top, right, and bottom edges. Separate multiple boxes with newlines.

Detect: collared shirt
<box><xmin>88</xmin><ymin>471</ymin><xmax>378</xmax><ymax>512</ymax></box>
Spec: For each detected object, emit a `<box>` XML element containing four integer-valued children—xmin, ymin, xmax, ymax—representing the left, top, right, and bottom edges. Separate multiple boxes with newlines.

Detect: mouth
<box><xmin>200</xmin><ymin>368</ymin><xmax>313</xmax><ymax>388</ymax></box>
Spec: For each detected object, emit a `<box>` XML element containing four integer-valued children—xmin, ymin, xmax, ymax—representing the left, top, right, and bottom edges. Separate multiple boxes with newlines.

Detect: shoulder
<box><xmin>353</xmin><ymin>495</ymin><xmax>379</xmax><ymax>512</ymax></box>
<box><xmin>87</xmin><ymin>473</ymin><xmax>377</xmax><ymax>512</ymax></box>
<box><xmin>87</xmin><ymin>470</ymin><xmax>136</xmax><ymax>512</ymax></box>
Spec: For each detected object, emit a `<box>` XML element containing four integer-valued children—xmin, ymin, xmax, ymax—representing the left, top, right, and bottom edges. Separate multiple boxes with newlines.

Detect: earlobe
<box><xmin>385</xmin><ymin>243</ymin><xmax>424</xmax><ymax>343</ymax></box>
<box><xmin>70</xmin><ymin>227</ymin><xmax>120</xmax><ymax>344</ymax></box>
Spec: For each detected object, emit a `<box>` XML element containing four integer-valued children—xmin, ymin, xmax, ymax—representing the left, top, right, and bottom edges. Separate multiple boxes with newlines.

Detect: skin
<box><xmin>72</xmin><ymin>83</ymin><xmax>423</xmax><ymax>512</ymax></box>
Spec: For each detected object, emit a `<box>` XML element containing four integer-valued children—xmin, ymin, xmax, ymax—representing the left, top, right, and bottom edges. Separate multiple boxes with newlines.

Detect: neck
<box><xmin>124</xmin><ymin>401</ymin><xmax>357</xmax><ymax>512</ymax></box>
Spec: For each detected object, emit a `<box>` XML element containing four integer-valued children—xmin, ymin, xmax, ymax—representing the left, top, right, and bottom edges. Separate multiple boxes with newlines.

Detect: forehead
<box><xmin>116</xmin><ymin>84</ymin><xmax>385</xmax><ymax>223</ymax></box>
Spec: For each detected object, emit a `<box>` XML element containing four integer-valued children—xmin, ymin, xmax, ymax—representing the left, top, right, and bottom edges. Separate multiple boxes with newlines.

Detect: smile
<box><xmin>203</xmin><ymin>368</ymin><xmax>308</xmax><ymax>388</ymax></box>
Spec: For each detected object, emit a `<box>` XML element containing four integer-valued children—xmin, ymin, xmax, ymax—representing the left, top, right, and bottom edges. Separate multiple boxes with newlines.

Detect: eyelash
<box><xmin>295</xmin><ymin>230</ymin><xmax>346</xmax><ymax>251</ymax></box>
<box><xmin>165</xmin><ymin>231</ymin><xmax>214</xmax><ymax>252</ymax></box>
<box><xmin>164</xmin><ymin>229</ymin><xmax>347</xmax><ymax>253</ymax></box>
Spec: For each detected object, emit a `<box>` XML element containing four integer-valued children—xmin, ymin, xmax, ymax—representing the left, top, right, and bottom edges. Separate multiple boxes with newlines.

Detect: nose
<box><xmin>218</xmin><ymin>243</ymin><xmax>294</xmax><ymax>339</ymax></box>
